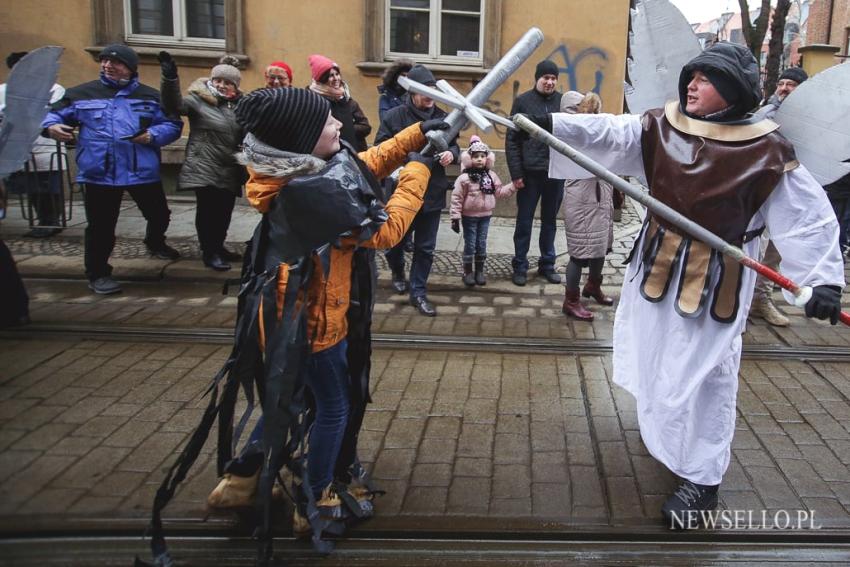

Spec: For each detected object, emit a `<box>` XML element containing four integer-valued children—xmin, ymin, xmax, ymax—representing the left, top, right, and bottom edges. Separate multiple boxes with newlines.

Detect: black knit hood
<box><xmin>678</xmin><ymin>42</ymin><xmax>762</xmax><ymax>121</ymax></box>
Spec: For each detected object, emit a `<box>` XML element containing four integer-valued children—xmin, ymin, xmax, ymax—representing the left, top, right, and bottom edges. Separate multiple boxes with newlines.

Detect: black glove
<box><xmin>407</xmin><ymin>151</ymin><xmax>434</xmax><ymax>170</ymax></box>
<box><xmin>158</xmin><ymin>50</ymin><xmax>178</xmax><ymax>80</ymax></box>
<box><xmin>420</xmin><ymin>119</ymin><xmax>450</xmax><ymax>134</ymax></box>
<box><xmin>451</xmin><ymin>219</ymin><xmax>460</xmax><ymax>234</ymax></box>
<box><xmin>804</xmin><ymin>285</ymin><xmax>842</xmax><ymax>325</ymax></box>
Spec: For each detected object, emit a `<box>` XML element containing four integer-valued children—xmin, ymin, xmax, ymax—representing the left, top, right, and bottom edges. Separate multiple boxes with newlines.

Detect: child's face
<box><xmin>470</xmin><ymin>151</ymin><xmax>487</xmax><ymax>169</ymax></box>
<box><xmin>311</xmin><ymin>111</ymin><xmax>342</xmax><ymax>159</ymax></box>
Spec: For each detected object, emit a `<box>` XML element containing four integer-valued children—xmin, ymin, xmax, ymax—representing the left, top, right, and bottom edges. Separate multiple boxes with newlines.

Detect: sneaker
<box><xmin>148</xmin><ymin>243</ymin><xmax>180</xmax><ymax>261</ymax></box>
<box><xmin>661</xmin><ymin>480</ymin><xmax>719</xmax><ymax>529</ymax></box>
<box><xmin>88</xmin><ymin>276</ymin><xmax>122</xmax><ymax>295</ymax></box>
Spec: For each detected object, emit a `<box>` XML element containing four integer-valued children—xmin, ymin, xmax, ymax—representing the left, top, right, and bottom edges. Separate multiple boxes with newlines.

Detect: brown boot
<box><xmin>462</xmin><ymin>261</ymin><xmax>475</xmax><ymax>287</ymax></box>
<box><xmin>751</xmin><ymin>295</ymin><xmax>790</xmax><ymax>327</ymax></box>
<box><xmin>582</xmin><ymin>276</ymin><xmax>614</xmax><ymax>305</ymax></box>
<box><xmin>563</xmin><ymin>289</ymin><xmax>594</xmax><ymax>321</ymax></box>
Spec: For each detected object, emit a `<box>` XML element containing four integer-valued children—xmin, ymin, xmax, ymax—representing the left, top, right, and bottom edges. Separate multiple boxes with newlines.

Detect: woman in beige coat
<box><xmin>560</xmin><ymin>91</ymin><xmax>615</xmax><ymax>321</ymax></box>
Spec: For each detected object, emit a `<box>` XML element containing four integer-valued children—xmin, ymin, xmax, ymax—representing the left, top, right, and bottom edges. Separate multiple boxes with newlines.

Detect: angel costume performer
<box><xmin>546</xmin><ymin>43</ymin><xmax>845</xmax><ymax>523</ymax></box>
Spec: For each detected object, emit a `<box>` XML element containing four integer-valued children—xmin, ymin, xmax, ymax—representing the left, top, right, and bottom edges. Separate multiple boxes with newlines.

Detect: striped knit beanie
<box><xmin>234</xmin><ymin>87</ymin><xmax>331</xmax><ymax>154</ymax></box>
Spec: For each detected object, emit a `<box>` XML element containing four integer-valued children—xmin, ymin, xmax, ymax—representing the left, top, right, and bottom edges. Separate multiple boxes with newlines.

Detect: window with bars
<box><xmin>387</xmin><ymin>0</ymin><xmax>484</xmax><ymax>64</ymax></box>
<box><xmin>125</xmin><ymin>0</ymin><xmax>225</xmax><ymax>47</ymax></box>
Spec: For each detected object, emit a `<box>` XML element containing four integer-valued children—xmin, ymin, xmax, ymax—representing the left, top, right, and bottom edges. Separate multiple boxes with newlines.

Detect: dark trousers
<box><xmin>194</xmin><ymin>187</ymin><xmax>236</xmax><ymax>255</ymax></box>
<box><xmin>6</xmin><ymin>171</ymin><xmax>62</xmax><ymax>226</ymax></box>
<box><xmin>0</xmin><ymin>239</ymin><xmax>29</xmax><ymax>326</ymax></box>
<box><xmin>83</xmin><ymin>182</ymin><xmax>171</xmax><ymax>280</ymax></box>
<box><xmin>385</xmin><ymin>208</ymin><xmax>442</xmax><ymax>299</ymax></box>
<box><xmin>304</xmin><ymin>339</ymin><xmax>351</xmax><ymax>498</ymax></box>
<box><xmin>461</xmin><ymin>215</ymin><xmax>491</xmax><ymax>260</ymax></box>
<box><xmin>829</xmin><ymin>193</ymin><xmax>850</xmax><ymax>252</ymax></box>
<box><xmin>512</xmin><ymin>171</ymin><xmax>563</xmax><ymax>274</ymax></box>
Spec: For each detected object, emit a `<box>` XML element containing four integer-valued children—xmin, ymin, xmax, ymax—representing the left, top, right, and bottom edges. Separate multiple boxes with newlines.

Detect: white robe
<box><xmin>550</xmin><ymin>112</ymin><xmax>845</xmax><ymax>485</ymax></box>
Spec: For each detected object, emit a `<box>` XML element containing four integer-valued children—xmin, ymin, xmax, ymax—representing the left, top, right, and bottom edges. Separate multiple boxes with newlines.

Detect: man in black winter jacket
<box><xmin>375</xmin><ymin>64</ymin><xmax>459</xmax><ymax>317</ymax></box>
<box><xmin>505</xmin><ymin>60</ymin><xmax>564</xmax><ymax>286</ymax></box>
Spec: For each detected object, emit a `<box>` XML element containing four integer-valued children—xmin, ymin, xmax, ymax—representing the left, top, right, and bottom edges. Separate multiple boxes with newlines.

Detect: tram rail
<box><xmin>2</xmin><ymin>517</ymin><xmax>850</xmax><ymax>566</ymax></box>
<box><xmin>5</xmin><ymin>321</ymin><xmax>850</xmax><ymax>362</ymax></box>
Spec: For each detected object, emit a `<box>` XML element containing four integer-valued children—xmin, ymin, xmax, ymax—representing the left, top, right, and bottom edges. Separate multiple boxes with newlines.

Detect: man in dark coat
<box><xmin>375</xmin><ymin>64</ymin><xmax>459</xmax><ymax>317</ymax></box>
<box><xmin>505</xmin><ymin>59</ymin><xmax>564</xmax><ymax>286</ymax></box>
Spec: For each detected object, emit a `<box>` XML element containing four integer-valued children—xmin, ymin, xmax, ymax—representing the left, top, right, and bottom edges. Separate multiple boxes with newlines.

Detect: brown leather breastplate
<box><xmin>641</xmin><ymin>104</ymin><xmax>796</xmax><ymax>246</ymax></box>
<box><xmin>634</xmin><ymin>103</ymin><xmax>798</xmax><ymax>323</ymax></box>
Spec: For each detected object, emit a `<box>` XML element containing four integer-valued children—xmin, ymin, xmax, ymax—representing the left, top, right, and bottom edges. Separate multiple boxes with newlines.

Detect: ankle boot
<box><xmin>462</xmin><ymin>261</ymin><xmax>475</xmax><ymax>287</ymax></box>
<box><xmin>582</xmin><ymin>275</ymin><xmax>614</xmax><ymax>305</ymax></box>
<box><xmin>563</xmin><ymin>288</ymin><xmax>594</xmax><ymax>321</ymax></box>
<box><xmin>474</xmin><ymin>255</ymin><xmax>486</xmax><ymax>286</ymax></box>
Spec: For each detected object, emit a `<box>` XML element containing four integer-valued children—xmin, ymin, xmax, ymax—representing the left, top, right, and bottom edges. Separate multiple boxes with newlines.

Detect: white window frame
<box><xmin>385</xmin><ymin>0</ymin><xmax>485</xmax><ymax>66</ymax></box>
<box><xmin>123</xmin><ymin>0</ymin><xmax>226</xmax><ymax>49</ymax></box>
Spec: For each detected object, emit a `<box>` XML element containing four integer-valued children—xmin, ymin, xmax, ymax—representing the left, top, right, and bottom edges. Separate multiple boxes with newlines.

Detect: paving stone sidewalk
<box><xmin>1</xmin><ymin>337</ymin><xmax>849</xmax><ymax>532</ymax></box>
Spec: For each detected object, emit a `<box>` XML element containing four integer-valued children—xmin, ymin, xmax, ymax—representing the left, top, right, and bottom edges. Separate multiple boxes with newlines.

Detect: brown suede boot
<box><xmin>582</xmin><ymin>276</ymin><xmax>614</xmax><ymax>305</ymax></box>
<box><xmin>563</xmin><ymin>288</ymin><xmax>594</xmax><ymax>321</ymax></box>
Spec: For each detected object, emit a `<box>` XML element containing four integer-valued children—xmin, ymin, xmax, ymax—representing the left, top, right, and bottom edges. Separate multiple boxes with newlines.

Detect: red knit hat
<box><xmin>266</xmin><ymin>60</ymin><xmax>293</xmax><ymax>82</ymax></box>
<box><xmin>308</xmin><ymin>54</ymin><xmax>339</xmax><ymax>82</ymax></box>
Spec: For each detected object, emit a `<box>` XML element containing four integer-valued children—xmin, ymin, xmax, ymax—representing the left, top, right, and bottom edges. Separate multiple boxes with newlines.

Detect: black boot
<box><xmin>462</xmin><ymin>261</ymin><xmax>475</xmax><ymax>287</ymax></box>
<box><xmin>474</xmin><ymin>255</ymin><xmax>486</xmax><ymax>286</ymax></box>
<box><xmin>661</xmin><ymin>480</ymin><xmax>719</xmax><ymax>529</ymax></box>
<box><xmin>391</xmin><ymin>268</ymin><xmax>408</xmax><ymax>294</ymax></box>
<box><xmin>203</xmin><ymin>253</ymin><xmax>231</xmax><ymax>271</ymax></box>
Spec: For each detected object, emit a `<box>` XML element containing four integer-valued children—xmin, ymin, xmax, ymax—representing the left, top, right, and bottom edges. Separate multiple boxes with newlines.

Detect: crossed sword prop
<box><xmin>403</xmin><ymin>38</ymin><xmax>850</xmax><ymax>326</ymax></box>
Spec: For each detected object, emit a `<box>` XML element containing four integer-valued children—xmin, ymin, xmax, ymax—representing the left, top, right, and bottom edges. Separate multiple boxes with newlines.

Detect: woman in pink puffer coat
<box><xmin>450</xmin><ymin>136</ymin><xmax>515</xmax><ymax>286</ymax></box>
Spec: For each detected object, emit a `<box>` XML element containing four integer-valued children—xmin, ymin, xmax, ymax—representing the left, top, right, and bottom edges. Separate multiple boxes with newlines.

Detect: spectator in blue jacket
<box><xmin>43</xmin><ymin>44</ymin><xmax>183</xmax><ymax>295</ymax></box>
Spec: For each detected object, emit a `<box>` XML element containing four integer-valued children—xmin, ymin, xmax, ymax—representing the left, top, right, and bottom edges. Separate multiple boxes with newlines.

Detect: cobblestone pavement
<box><xmin>2</xmin><ymin>195</ymin><xmax>850</xmax><ymax>539</ymax></box>
<box><xmin>1</xmin><ymin>336</ymin><xmax>850</xmax><ymax>531</ymax></box>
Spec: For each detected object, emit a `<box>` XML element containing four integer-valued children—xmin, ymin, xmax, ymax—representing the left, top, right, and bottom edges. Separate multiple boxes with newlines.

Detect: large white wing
<box><xmin>0</xmin><ymin>46</ymin><xmax>63</xmax><ymax>176</ymax></box>
<box><xmin>774</xmin><ymin>63</ymin><xmax>850</xmax><ymax>186</ymax></box>
<box><xmin>625</xmin><ymin>0</ymin><xmax>702</xmax><ymax>115</ymax></box>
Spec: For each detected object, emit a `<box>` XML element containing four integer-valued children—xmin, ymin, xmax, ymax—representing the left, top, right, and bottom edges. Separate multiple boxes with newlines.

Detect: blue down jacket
<box><xmin>42</xmin><ymin>74</ymin><xmax>182</xmax><ymax>186</ymax></box>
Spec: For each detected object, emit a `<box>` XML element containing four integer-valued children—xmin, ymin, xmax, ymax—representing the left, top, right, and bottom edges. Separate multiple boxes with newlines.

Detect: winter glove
<box><xmin>451</xmin><ymin>219</ymin><xmax>460</xmax><ymax>234</ymax></box>
<box><xmin>804</xmin><ymin>284</ymin><xmax>842</xmax><ymax>325</ymax></box>
<box><xmin>158</xmin><ymin>50</ymin><xmax>178</xmax><ymax>80</ymax></box>
<box><xmin>420</xmin><ymin>119</ymin><xmax>450</xmax><ymax>134</ymax></box>
<box><xmin>407</xmin><ymin>151</ymin><xmax>434</xmax><ymax>170</ymax></box>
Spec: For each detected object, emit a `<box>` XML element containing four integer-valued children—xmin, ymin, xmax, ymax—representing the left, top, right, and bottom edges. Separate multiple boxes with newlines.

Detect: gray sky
<box><xmin>668</xmin><ymin>0</ymin><xmax>742</xmax><ymax>24</ymax></box>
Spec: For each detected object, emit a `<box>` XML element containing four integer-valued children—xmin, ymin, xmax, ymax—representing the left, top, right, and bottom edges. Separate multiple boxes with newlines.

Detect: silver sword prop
<box><xmin>400</xmin><ymin>27</ymin><xmax>543</xmax><ymax>154</ymax></box>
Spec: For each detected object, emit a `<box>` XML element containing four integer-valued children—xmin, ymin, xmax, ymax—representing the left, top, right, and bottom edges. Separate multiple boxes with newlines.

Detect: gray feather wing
<box><xmin>625</xmin><ymin>0</ymin><xmax>702</xmax><ymax>115</ymax></box>
<box><xmin>774</xmin><ymin>63</ymin><xmax>850</xmax><ymax>186</ymax></box>
<box><xmin>0</xmin><ymin>46</ymin><xmax>63</xmax><ymax>176</ymax></box>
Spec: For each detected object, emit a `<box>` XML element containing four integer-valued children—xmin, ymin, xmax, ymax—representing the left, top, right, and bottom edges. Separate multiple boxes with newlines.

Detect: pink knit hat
<box><xmin>467</xmin><ymin>135</ymin><xmax>489</xmax><ymax>154</ymax></box>
<box><xmin>308</xmin><ymin>54</ymin><xmax>339</xmax><ymax>82</ymax></box>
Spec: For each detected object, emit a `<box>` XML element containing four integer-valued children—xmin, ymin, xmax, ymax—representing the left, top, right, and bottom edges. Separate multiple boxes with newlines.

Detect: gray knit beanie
<box><xmin>211</xmin><ymin>55</ymin><xmax>242</xmax><ymax>87</ymax></box>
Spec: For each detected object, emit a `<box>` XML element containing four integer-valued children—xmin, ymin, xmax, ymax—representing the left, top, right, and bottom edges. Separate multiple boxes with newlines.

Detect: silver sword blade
<box><xmin>398</xmin><ymin>76</ymin><xmax>517</xmax><ymax>131</ymax></box>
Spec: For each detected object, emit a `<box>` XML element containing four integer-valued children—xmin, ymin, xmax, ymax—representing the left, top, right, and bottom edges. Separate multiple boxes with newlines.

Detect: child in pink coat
<box><xmin>450</xmin><ymin>136</ymin><xmax>514</xmax><ymax>286</ymax></box>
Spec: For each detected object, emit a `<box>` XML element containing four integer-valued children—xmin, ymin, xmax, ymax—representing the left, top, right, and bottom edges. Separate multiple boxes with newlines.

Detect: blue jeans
<box><xmin>512</xmin><ymin>171</ymin><xmax>563</xmax><ymax>274</ymax></box>
<box><xmin>461</xmin><ymin>215</ymin><xmax>491</xmax><ymax>260</ymax></box>
<box><xmin>385</xmin><ymin>208</ymin><xmax>442</xmax><ymax>299</ymax></box>
<box><xmin>304</xmin><ymin>339</ymin><xmax>351</xmax><ymax>498</ymax></box>
<box><xmin>236</xmin><ymin>339</ymin><xmax>350</xmax><ymax>498</ymax></box>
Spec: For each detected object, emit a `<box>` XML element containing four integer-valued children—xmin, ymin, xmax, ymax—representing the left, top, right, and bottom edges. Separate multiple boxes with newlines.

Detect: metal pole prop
<box><xmin>512</xmin><ymin>114</ymin><xmax>850</xmax><ymax>327</ymax></box>
<box><xmin>400</xmin><ymin>27</ymin><xmax>544</xmax><ymax>155</ymax></box>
